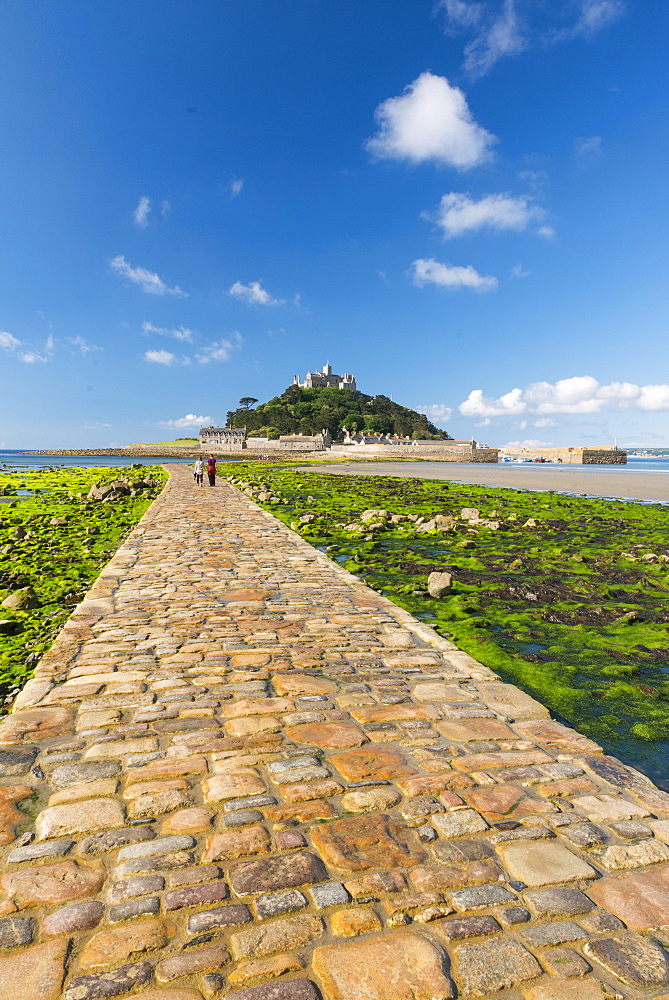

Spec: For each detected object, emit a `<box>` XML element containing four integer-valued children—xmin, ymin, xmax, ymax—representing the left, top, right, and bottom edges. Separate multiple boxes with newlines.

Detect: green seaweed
<box><xmin>0</xmin><ymin>465</ymin><xmax>167</xmax><ymax>702</ymax></box>
<box><xmin>221</xmin><ymin>463</ymin><xmax>669</xmax><ymax>787</ymax></box>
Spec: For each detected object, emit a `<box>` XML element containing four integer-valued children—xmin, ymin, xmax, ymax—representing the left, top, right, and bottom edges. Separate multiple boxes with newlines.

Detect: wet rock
<box><xmin>49</xmin><ymin>760</ymin><xmax>121</xmax><ymax>788</ymax></box>
<box><xmin>226</xmin><ymin>982</ymin><xmax>320</xmax><ymax>1000</ymax></box>
<box><xmin>255</xmin><ymin>890</ymin><xmax>308</xmax><ymax>920</ymax></box>
<box><xmin>0</xmin><ymin>915</ymin><xmax>33</xmax><ymax>948</ymax></box>
<box><xmin>439</xmin><ymin>915</ymin><xmax>501</xmax><ymax>940</ymax></box>
<box><xmin>80</xmin><ymin>919</ymin><xmax>169</xmax><ymax>969</ymax></box>
<box><xmin>187</xmin><ymin>904</ymin><xmax>252</xmax><ymax>933</ymax></box>
<box><xmin>311</xmin><ymin>814</ymin><xmax>425</xmax><ymax>872</ymax></box>
<box><xmin>79</xmin><ymin>825</ymin><xmax>154</xmax><ymax>854</ymax></box>
<box><xmin>586</xmin><ymin>864</ymin><xmax>669</xmax><ymax>929</ymax></box>
<box><xmin>0</xmin><ymin>859</ymin><xmax>105</xmax><ymax>910</ymax></box>
<box><xmin>427</xmin><ymin>572</ymin><xmax>452</xmax><ymax>598</ymax></box>
<box><xmin>231</xmin><ymin>914</ymin><xmax>324</xmax><ymax>959</ymax></box>
<box><xmin>522</xmin><ymin>887</ymin><xmax>594</xmax><ymax>917</ymax></box>
<box><xmin>495</xmin><ymin>842</ymin><xmax>597</xmax><ymax>886</ymax></box>
<box><xmin>0</xmin><ymin>747</ymin><xmax>39</xmax><ymax>776</ymax></box>
<box><xmin>36</xmin><ymin>798</ymin><xmax>126</xmax><ymax>839</ymax></box>
<box><xmin>163</xmin><ymin>881</ymin><xmax>229</xmax><ymax>911</ymax></box>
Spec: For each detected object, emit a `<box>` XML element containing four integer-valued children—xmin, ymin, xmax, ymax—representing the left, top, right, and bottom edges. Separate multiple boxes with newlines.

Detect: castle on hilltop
<box><xmin>293</xmin><ymin>363</ymin><xmax>356</xmax><ymax>391</ymax></box>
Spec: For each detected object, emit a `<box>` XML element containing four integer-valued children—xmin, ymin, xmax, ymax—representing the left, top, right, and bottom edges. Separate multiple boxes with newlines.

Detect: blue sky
<box><xmin>1</xmin><ymin>0</ymin><xmax>668</xmax><ymax>448</ymax></box>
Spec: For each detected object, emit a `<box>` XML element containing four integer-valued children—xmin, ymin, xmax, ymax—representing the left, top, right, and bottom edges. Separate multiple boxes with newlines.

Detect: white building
<box><xmin>293</xmin><ymin>363</ymin><xmax>356</xmax><ymax>391</ymax></box>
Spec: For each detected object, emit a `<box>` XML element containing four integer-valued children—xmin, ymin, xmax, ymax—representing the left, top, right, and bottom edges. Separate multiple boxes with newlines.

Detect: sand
<box><xmin>303</xmin><ymin>461</ymin><xmax>669</xmax><ymax>503</ymax></box>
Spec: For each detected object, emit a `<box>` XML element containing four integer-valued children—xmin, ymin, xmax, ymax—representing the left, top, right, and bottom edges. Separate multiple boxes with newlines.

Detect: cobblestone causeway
<box><xmin>2</xmin><ymin>464</ymin><xmax>669</xmax><ymax>999</ymax></box>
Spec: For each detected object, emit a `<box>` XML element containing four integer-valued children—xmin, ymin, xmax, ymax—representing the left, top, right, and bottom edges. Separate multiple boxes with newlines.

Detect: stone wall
<box><xmin>329</xmin><ymin>445</ymin><xmax>499</xmax><ymax>462</ymax></box>
<box><xmin>502</xmin><ymin>447</ymin><xmax>627</xmax><ymax>465</ymax></box>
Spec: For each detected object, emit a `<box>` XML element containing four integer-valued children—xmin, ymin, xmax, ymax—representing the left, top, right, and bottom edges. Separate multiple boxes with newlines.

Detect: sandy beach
<box><xmin>304</xmin><ymin>460</ymin><xmax>669</xmax><ymax>503</ymax></box>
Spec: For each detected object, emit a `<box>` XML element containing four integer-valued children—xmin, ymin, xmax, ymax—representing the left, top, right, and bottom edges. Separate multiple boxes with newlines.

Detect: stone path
<box><xmin>1</xmin><ymin>464</ymin><xmax>669</xmax><ymax>1000</ymax></box>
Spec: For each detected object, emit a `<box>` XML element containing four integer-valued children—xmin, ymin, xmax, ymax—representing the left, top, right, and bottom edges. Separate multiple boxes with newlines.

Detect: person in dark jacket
<box><xmin>207</xmin><ymin>454</ymin><xmax>216</xmax><ymax>486</ymax></box>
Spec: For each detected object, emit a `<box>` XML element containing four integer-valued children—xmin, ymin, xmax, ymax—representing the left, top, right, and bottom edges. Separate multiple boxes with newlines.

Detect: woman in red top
<box><xmin>207</xmin><ymin>454</ymin><xmax>216</xmax><ymax>487</ymax></box>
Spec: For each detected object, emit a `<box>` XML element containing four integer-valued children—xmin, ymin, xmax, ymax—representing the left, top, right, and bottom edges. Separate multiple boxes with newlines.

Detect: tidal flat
<box><xmin>224</xmin><ymin>463</ymin><xmax>669</xmax><ymax>786</ymax></box>
<box><xmin>0</xmin><ymin>465</ymin><xmax>166</xmax><ymax>701</ymax></box>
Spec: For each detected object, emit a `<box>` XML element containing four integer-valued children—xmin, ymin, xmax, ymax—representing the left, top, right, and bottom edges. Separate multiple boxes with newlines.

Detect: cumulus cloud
<box><xmin>366</xmin><ymin>72</ymin><xmax>496</xmax><ymax>169</ymax></box>
<box><xmin>430</xmin><ymin>191</ymin><xmax>545</xmax><ymax>237</ymax></box>
<box><xmin>229</xmin><ymin>280</ymin><xmax>283</xmax><ymax>306</ymax></box>
<box><xmin>439</xmin><ymin>0</ymin><xmax>626</xmax><ymax>76</ymax></box>
<box><xmin>143</xmin><ymin>349</ymin><xmax>176</xmax><ymax>365</ymax></box>
<box><xmin>415</xmin><ymin>404</ymin><xmax>453</xmax><ymax>424</ymax></box>
<box><xmin>133</xmin><ymin>196</ymin><xmax>151</xmax><ymax>227</ymax></box>
<box><xmin>459</xmin><ymin>375</ymin><xmax>669</xmax><ymax>418</ymax></box>
<box><xmin>110</xmin><ymin>255</ymin><xmax>187</xmax><ymax>297</ymax></box>
<box><xmin>158</xmin><ymin>414</ymin><xmax>212</xmax><ymax>428</ymax></box>
<box><xmin>410</xmin><ymin>257</ymin><xmax>497</xmax><ymax>291</ymax></box>
<box><xmin>141</xmin><ymin>321</ymin><xmax>195</xmax><ymax>342</ymax></box>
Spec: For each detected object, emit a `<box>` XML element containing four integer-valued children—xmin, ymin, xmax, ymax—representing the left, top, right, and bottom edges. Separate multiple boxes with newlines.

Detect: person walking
<box><xmin>207</xmin><ymin>454</ymin><xmax>216</xmax><ymax>487</ymax></box>
<box><xmin>194</xmin><ymin>457</ymin><xmax>204</xmax><ymax>486</ymax></box>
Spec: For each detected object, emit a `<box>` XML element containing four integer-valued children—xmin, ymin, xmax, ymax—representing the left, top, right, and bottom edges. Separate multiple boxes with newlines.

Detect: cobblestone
<box><xmin>2</xmin><ymin>464</ymin><xmax>668</xmax><ymax>1000</ymax></box>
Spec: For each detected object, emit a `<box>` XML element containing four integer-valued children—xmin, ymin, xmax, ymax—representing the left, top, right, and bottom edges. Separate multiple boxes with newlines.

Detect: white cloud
<box><xmin>574</xmin><ymin>135</ymin><xmax>603</xmax><ymax>156</ymax></box>
<box><xmin>440</xmin><ymin>0</ymin><xmax>626</xmax><ymax>76</ymax></box>
<box><xmin>537</xmin><ymin>225</ymin><xmax>556</xmax><ymax>238</ymax></box>
<box><xmin>461</xmin><ymin>387</ymin><xmax>526</xmax><ymax>417</ymax></box>
<box><xmin>143</xmin><ymin>349</ymin><xmax>176</xmax><ymax>365</ymax></box>
<box><xmin>228</xmin><ymin>280</ymin><xmax>283</xmax><ymax>306</ymax></box>
<box><xmin>430</xmin><ymin>191</ymin><xmax>544</xmax><ymax>237</ymax></box>
<box><xmin>133</xmin><ymin>196</ymin><xmax>151</xmax><ymax>227</ymax></box>
<box><xmin>141</xmin><ymin>321</ymin><xmax>195</xmax><ymax>342</ymax></box>
<box><xmin>463</xmin><ymin>0</ymin><xmax>525</xmax><ymax>77</ymax></box>
<box><xmin>110</xmin><ymin>255</ymin><xmax>187</xmax><ymax>297</ymax></box>
<box><xmin>67</xmin><ymin>336</ymin><xmax>102</xmax><ymax>354</ymax></box>
<box><xmin>195</xmin><ymin>331</ymin><xmax>242</xmax><ymax>364</ymax></box>
<box><xmin>510</xmin><ymin>263</ymin><xmax>531</xmax><ymax>278</ymax></box>
<box><xmin>230</xmin><ymin>178</ymin><xmax>244</xmax><ymax>197</ymax></box>
<box><xmin>534</xmin><ymin>417</ymin><xmax>558</xmax><ymax>427</ymax></box>
<box><xmin>161</xmin><ymin>200</ymin><xmax>171</xmax><ymax>217</ymax></box>
<box><xmin>410</xmin><ymin>257</ymin><xmax>497</xmax><ymax>291</ymax></box>
<box><xmin>366</xmin><ymin>72</ymin><xmax>496</xmax><ymax>169</ymax></box>
<box><xmin>460</xmin><ymin>375</ymin><xmax>669</xmax><ymax>418</ymax></box>
<box><xmin>158</xmin><ymin>414</ymin><xmax>212</xmax><ymax>428</ymax></box>
<box><xmin>416</xmin><ymin>404</ymin><xmax>453</xmax><ymax>424</ymax></box>
<box><xmin>1</xmin><ymin>329</ymin><xmax>54</xmax><ymax>363</ymax></box>
<box><xmin>0</xmin><ymin>331</ymin><xmax>21</xmax><ymax>352</ymax></box>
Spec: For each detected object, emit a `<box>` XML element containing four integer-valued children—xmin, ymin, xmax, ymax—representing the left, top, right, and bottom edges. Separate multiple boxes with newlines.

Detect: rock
<box><xmin>0</xmin><ymin>621</ymin><xmax>19</xmax><ymax>637</ymax></box>
<box><xmin>80</xmin><ymin>918</ymin><xmax>170</xmax><ymax>969</ymax></box>
<box><xmin>64</xmin><ymin>961</ymin><xmax>153</xmax><ymax>999</ymax></box>
<box><xmin>0</xmin><ymin>747</ymin><xmax>39</xmax><ymax>776</ymax></box>
<box><xmin>541</xmin><ymin>947</ymin><xmax>591</xmax><ymax>978</ymax></box>
<box><xmin>586</xmin><ymin>863</ymin><xmax>669</xmax><ymax>929</ymax></box>
<box><xmin>310</xmin><ymin>814</ymin><xmax>425</xmax><ymax>872</ymax></box>
<box><xmin>522</xmin><ymin>887</ymin><xmax>594</xmax><ymax>916</ymax></box>
<box><xmin>0</xmin><ymin>705</ymin><xmax>73</xmax><ymax>744</ymax></box>
<box><xmin>0</xmin><ymin>859</ymin><xmax>105</xmax><ymax>911</ymax></box>
<box><xmin>0</xmin><ymin>915</ymin><xmax>33</xmax><ymax>948</ymax></box>
<box><xmin>36</xmin><ymin>798</ymin><xmax>126</xmax><ymax>839</ymax></box>
<box><xmin>273</xmin><ymin>675</ymin><xmax>339</xmax><ymax>696</ymax></box>
<box><xmin>0</xmin><ymin>939</ymin><xmax>68</xmax><ymax>1000</ymax></box>
<box><xmin>460</xmin><ymin>508</ymin><xmax>480</xmax><ymax>520</ymax></box>
<box><xmin>12</xmin><ymin>678</ymin><xmax>53</xmax><ymax>710</ymax></box>
<box><xmin>161</xmin><ymin>807</ymin><xmax>214</xmax><ymax>835</ymax></box>
<box><xmin>187</xmin><ymin>904</ymin><xmax>252</xmax><ymax>933</ymax></box>
<box><xmin>1</xmin><ymin>588</ymin><xmax>38</xmax><ymax>610</ymax></box>
<box><xmin>285</xmin><ymin>721</ymin><xmax>368</xmax><ymax>749</ymax></box>
<box><xmin>229</xmin><ymin>851</ymin><xmax>328</xmax><ymax>895</ymax></box>
<box><xmin>427</xmin><ymin>572</ymin><xmax>452</xmax><ymax>598</ymax></box>
<box><xmin>255</xmin><ymin>889</ymin><xmax>308</xmax><ymax>919</ymax></box>
<box><xmin>432</xmin><ymin>809</ymin><xmax>489</xmax><ymax>838</ymax></box>
<box><xmin>584</xmin><ymin>934</ymin><xmax>669</xmax><ymax>987</ymax></box>
<box><xmin>331</xmin><ymin>907</ymin><xmax>383</xmax><ymax>937</ymax></box>
<box><xmin>495</xmin><ymin>842</ymin><xmax>596</xmax><ymax>886</ymax></box>
<box><xmin>226</xmin><ymin>952</ymin><xmax>304</xmax><ymax>987</ymax></box>
<box><xmin>329</xmin><ymin>746</ymin><xmax>418</xmax><ymax>780</ymax></box>
<box><xmin>340</xmin><ymin>787</ymin><xmax>401</xmax><ymax>813</ymax></box>
<box><xmin>593</xmin><ymin>840</ymin><xmax>669</xmax><ymax>870</ymax></box>
<box><xmin>454</xmin><ymin>938</ymin><xmax>541</xmax><ymax>995</ymax></box>
<box><xmin>522</xmin><ymin>921</ymin><xmax>587</xmax><ymax>947</ymax></box>
<box><xmin>439</xmin><ymin>915</ymin><xmax>501</xmax><ymax>940</ymax></box>
<box><xmin>0</xmin><ymin>784</ymin><xmax>31</xmax><ymax>844</ymax></box>
<box><xmin>164</xmin><ymin>881</ymin><xmax>229</xmax><ymax>911</ymax></box>
<box><xmin>524</xmin><ymin>981</ymin><xmax>613</xmax><ymax>1000</ymax></box>
<box><xmin>202</xmin><ymin>770</ymin><xmax>267</xmax><ymax>803</ymax></box>
<box><xmin>449</xmin><ymin>885</ymin><xmax>516</xmax><ymax>910</ymax></box>
<box><xmin>312</xmin><ymin>930</ymin><xmax>454</xmax><ymax>1000</ymax></box>
<box><xmin>79</xmin><ymin>826</ymin><xmax>155</xmax><ymax>854</ymax></box>
<box><xmin>226</xmin><ymin>982</ymin><xmax>320</xmax><ymax>1000</ymax></box>
<box><xmin>49</xmin><ymin>760</ymin><xmax>121</xmax><ymax>787</ymax></box>
<box><xmin>571</xmin><ymin>793</ymin><xmax>648</xmax><ymax>823</ymax></box>
<box><xmin>41</xmin><ymin>900</ymin><xmax>105</xmax><ymax>937</ymax></box>
<box><xmin>464</xmin><ymin>784</ymin><xmax>555</xmax><ymax>822</ymax></box>
<box><xmin>310</xmin><ymin>882</ymin><xmax>349</xmax><ymax>908</ymax></box>
<box><xmin>231</xmin><ymin>914</ymin><xmax>324</xmax><ymax>959</ymax></box>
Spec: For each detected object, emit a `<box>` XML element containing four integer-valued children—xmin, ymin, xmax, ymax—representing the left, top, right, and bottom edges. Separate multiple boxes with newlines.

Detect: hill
<box><xmin>225</xmin><ymin>385</ymin><xmax>451</xmax><ymax>440</ymax></box>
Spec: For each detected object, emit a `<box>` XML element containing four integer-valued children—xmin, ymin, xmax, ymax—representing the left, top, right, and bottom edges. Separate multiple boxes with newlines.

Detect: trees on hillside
<box><xmin>225</xmin><ymin>384</ymin><xmax>451</xmax><ymax>440</ymax></box>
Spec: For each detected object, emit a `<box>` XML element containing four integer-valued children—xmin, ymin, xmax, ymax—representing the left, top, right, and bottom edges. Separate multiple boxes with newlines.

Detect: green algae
<box><xmin>222</xmin><ymin>463</ymin><xmax>669</xmax><ymax>787</ymax></box>
<box><xmin>0</xmin><ymin>465</ymin><xmax>166</xmax><ymax>701</ymax></box>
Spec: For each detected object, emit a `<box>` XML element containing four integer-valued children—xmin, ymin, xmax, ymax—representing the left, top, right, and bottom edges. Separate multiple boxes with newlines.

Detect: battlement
<box><xmin>293</xmin><ymin>362</ymin><xmax>356</xmax><ymax>391</ymax></box>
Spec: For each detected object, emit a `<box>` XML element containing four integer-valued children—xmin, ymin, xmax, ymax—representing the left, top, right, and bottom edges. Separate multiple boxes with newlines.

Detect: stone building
<box><xmin>199</xmin><ymin>427</ymin><xmax>247</xmax><ymax>450</ymax></box>
<box><xmin>293</xmin><ymin>363</ymin><xmax>356</xmax><ymax>391</ymax></box>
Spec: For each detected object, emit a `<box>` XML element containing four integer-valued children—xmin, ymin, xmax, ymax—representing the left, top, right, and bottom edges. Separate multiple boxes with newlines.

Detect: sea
<box><xmin>1</xmin><ymin>450</ymin><xmax>668</xmax><ymax>474</ymax></box>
